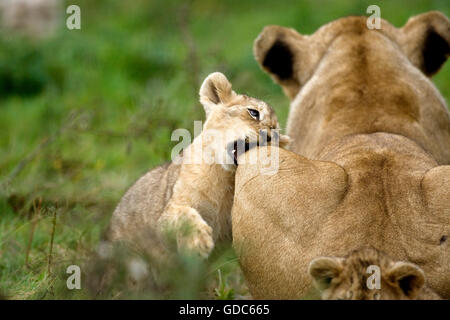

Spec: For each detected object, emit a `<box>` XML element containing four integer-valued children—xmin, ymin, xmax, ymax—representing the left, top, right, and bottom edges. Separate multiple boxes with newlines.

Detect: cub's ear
<box><xmin>387</xmin><ymin>262</ymin><xmax>425</xmax><ymax>299</ymax></box>
<box><xmin>254</xmin><ymin>25</ymin><xmax>305</xmax><ymax>100</ymax></box>
<box><xmin>401</xmin><ymin>11</ymin><xmax>450</xmax><ymax>77</ymax></box>
<box><xmin>199</xmin><ymin>72</ymin><xmax>235</xmax><ymax>117</ymax></box>
<box><xmin>308</xmin><ymin>256</ymin><xmax>343</xmax><ymax>290</ymax></box>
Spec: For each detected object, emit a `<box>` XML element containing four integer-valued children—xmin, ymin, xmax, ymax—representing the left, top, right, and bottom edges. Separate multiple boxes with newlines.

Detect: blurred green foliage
<box><xmin>0</xmin><ymin>0</ymin><xmax>448</xmax><ymax>299</ymax></box>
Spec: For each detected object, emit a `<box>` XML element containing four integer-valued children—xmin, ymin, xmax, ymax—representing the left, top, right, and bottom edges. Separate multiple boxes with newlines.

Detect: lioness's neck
<box><xmin>288</xmin><ymin>31</ymin><xmax>450</xmax><ymax>163</ymax></box>
<box><xmin>176</xmin><ymin>159</ymin><xmax>235</xmax><ymax>241</ymax></box>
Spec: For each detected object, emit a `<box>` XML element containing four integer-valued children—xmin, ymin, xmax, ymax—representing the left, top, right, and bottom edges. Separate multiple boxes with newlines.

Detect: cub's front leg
<box><xmin>157</xmin><ymin>203</ymin><xmax>214</xmax><ymax>258</ymax></box>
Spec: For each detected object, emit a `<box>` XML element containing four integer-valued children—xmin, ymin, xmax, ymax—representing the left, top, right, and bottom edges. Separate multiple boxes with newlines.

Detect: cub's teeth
<box><xmin>232</xmin><ymin>149</ymin><xmax>238</xmax><ymax>165</ymax></box>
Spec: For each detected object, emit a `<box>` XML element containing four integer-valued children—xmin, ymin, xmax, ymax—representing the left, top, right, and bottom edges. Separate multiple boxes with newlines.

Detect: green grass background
<box><xmin>0</xmin><ymin>0</ymin><xmax>449</xmax><ymax>299</ymax></box>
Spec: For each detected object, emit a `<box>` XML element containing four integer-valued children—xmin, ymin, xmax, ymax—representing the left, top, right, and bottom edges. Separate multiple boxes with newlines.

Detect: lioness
<box><xmin>232</xmin><ymin>12</ymin><xmax>450</xmax><ymax>299</ymax></box>
<box><xmin>309</xmin><ymin>247</ymin><xmax>441</xmax><ymax>300</ymax></box>
<box><xmin>109</xmin><ymin>72</ymin><xmax>288</xmax><ymax>257</ymax></box>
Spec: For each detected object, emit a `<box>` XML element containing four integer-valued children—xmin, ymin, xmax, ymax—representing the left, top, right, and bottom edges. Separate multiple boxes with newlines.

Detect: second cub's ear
<box><xmin>199</xmin><ymin>72</ymin><xmax>235</xmax><ymax>117</ymax></box>
<box><xmin>386</xmin><ymin>262</ymin><xmax>425</xmax><ymax>299</ymax></box>
<box><xmin>308</xmin><ymin>256</ymin><xmax>343</xmax><ymax>290</ymax></box>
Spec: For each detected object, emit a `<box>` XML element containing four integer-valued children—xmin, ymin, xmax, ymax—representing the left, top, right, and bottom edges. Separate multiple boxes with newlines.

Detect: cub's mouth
<box><xmin>227</xmin><ymin>135</ymin><xmax>272</xmax><ymax>166</ymax></box>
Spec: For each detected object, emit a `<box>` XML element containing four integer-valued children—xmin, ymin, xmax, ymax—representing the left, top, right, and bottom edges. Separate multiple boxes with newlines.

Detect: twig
<box><xmin>3</xmin><ymin>137</ymin><xmax>52</xmax><ymax>189</ymax></box>
<box><xmin>1</xmin><ymin>111</ymin><xmax>81</xmax><ymax>193</ymax></box>
<box><xmin>177</xmin><ymin>1</ymin><xmax>201</xmax><ymax>94</ymax></box>
<box><xmin>25</xmin><ymin>197</ymin><xmax>41</xmax><ymax>267</ymax></box>
<box><xmin>47</xmin><ymin>204</ymin><xmax>58</xmax><ymax>276</ymax></box>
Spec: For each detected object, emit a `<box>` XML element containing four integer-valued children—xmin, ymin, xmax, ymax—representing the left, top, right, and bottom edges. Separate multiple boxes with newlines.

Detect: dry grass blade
<box><xmin>25</xmin><ymin>197</ymin><xmax>41</xmax><ymax>268</ymax></box>
<box><xmin>47</xmin><ymin>204</ymin><xmax>58</xmax><ymax>276</ymax></box>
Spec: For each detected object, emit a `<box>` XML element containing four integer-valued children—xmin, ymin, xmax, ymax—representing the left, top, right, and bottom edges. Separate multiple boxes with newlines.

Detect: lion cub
<box><xmin>152</xmin><ymin>72</ymin><xmax>288</xmax><ymax>258</ymax></box>
<box><xmin>308</xmin><ymin>247</ymin><xmax>441</xmax><ymax>300</ymax></box>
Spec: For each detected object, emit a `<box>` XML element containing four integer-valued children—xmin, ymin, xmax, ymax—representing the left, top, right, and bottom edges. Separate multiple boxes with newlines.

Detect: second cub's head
<box><xmin>308</xmin><ymin>247</ymin><xmax>428</xmax><ymax>300</ymax></box>
<box><xmin>199</xmin><ymin>72</ymin><xmax>289</xmax><ymax>168</ymax></box>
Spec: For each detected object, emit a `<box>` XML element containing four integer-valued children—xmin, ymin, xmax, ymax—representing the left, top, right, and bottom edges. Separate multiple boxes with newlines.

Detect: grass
<box><xmin>0</xmin><ymin>0</ymin><xmax>449</xmax><ymax>299</ymax></box>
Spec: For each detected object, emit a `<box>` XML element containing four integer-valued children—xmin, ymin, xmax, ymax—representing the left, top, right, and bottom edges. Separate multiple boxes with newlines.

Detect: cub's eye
<box><xmin>247</xmin><ymin>108</ymin><xmax>260</xmax><ymax>120</ymax></box>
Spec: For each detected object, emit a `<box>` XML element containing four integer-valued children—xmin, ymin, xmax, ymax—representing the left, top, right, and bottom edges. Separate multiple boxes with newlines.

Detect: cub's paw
<box><xmin>177</xmin><ymin>217</ymin><xmax>214</xmax><ymax>259</ymax></box>
<box><xmin>158</xmin><ymin>206</ymin><xmax>214</xmax><ymax>258</ymax></box>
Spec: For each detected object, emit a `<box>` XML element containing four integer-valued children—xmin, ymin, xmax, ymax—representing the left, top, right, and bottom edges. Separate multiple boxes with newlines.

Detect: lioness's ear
<box><xmin>401</xmin><ymin>11</ymin><xmax>450</xmax><ymax>77</ymax></box>
<box><xmin>308</xmin><ymin>256</ymin><xmax>343</xmax><ymax>290</ymax></box>
<box><xmin>254</xmin><ymin>26</ymin><xmax>305</xmax><ymax>100</ymax></box>
<box><xmin>199</xmin><ymin>72</ymin><xmax>235</xmax><ymax>117</ymax></box>
<box><xmin>387</xmin><ymin>262</ymin><xmax>425</xmax><ymax>299</ymax></box>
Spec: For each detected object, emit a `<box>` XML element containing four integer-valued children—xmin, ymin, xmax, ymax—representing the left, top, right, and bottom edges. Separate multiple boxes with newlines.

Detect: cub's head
<box><xmin>199</xmin><ymin>72</ymin><xmax>289</xmax><ymax>168</ymax></box>
<box><xmin>308</xmin><ymin>247</ymin><xmax>427</xmax><ymax>300</ymax></box>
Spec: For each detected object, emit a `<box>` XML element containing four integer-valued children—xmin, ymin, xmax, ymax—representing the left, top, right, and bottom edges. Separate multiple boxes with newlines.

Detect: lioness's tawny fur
<box><xmin>109</xmin><ymin>72</ymin><xmax>288</xmax><ymax>257</ymax></box>
<box><xmin>309</xmin><ymin>247</ymin><xmax>441</xmax><ymax>300</ymax></box>
<box><xmin>232</xmin><ymin>12</ymin><xmax>450</xmax><ymax>299</ymax></box>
